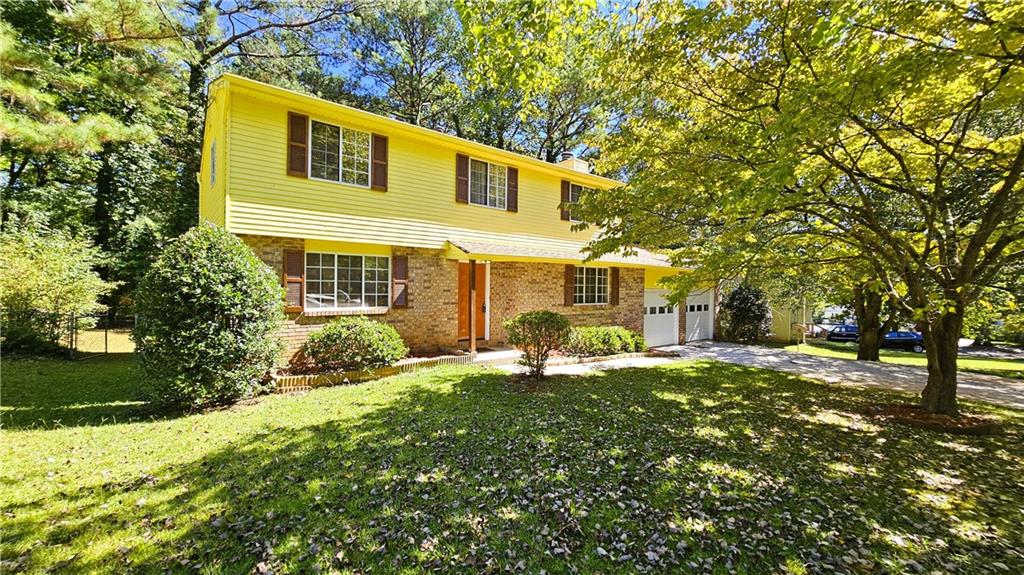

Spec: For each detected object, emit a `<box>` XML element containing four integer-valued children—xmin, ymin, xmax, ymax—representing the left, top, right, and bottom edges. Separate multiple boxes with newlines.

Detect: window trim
<box><xmin>572</xmin><ymin>265</ymin><xmax>610</xmax><ymax>306</ymax></box>
<box><xmin>466</xmin><ymin>156</ymin><xmax>508</xmax><ymax>210</ymax></box>
<box><xmin>307</xmin><ymin>117</ymin><xmax>373</xmax><ymax>189</ymax></box>
<box><xmin>303</xmin><ymin>251</ymin><xmax>391</xmax><ymax>311</ymax></box>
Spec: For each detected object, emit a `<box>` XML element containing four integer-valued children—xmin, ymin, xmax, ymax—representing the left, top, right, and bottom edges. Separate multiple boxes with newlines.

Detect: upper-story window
<box><xmin>567</xmin><ymin>182</ymin><xmax>591</xmax><ymax>222</ymax></box>
<box><xmin>469</xmin><ymin>159</ymin><xmax>507</xmax><ymax>209</ymax></box>
<box><xmin>310</xmin><ymin>120</ymin><xmax>371</xmax><ymax>187</ymax></box>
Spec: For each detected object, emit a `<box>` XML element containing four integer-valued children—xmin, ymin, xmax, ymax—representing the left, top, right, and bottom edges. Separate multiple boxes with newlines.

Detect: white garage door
<box><xmin>685</xmin><ymin>291</ymin><xmax>714</xmax><ymax>342</ymax></box>
<box><xmin>643</xmin><ymin>289</ymin><xmax>679</xmax><ymax>347</ymax></box>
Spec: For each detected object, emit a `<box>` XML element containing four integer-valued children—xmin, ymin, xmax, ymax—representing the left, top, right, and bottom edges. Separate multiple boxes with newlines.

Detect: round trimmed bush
<box><xmin>563</xmin><ymin>326</ymin><xmax>646</xmax><ymax>357</ymax></box>
<box><xmin>504</xmin><ymin>310</ymin><xmax>571</xmax><ymax>378</ymax></box>
<box><xmin>721</xmin><ymin>284</ymin><xmax>771</xmax><ymax>343</ymax></box>
<box><xmin>298</xmin><ymin>316</ymin><xmax>408</xmax><ymax>373</ymax></box>
<box><xmin>134</xmin><ymin>223</ymin><xmax>283</xmax><ymax>409</ymax></box>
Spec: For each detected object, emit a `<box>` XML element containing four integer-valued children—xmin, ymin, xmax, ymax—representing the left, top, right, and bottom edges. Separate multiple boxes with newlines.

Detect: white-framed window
<box><xmin>469</xmin><ymin>158</ymin><xmax>507</xmax><ymax>209</ymax></box>
<box><xmin>687</xmin><ymin>304</ymin><xmax>709</xmax><ymax>312</ymax></box>
<box><xmin>310</xmin><ymin>119</ymin><xmax>370</xmax><ymax>186</ymax></box>
<box><xmin>305</xmin><ymin>253</ymin><xmax>390</xmax><ymax>309</ymax></box>
<box><xmin>567</xmin><ymin>182</ymin><xmax>591</xmax><ymax>222</ymax></box>
<box><xmin>573</xmin><ymin>266</ymin><xmax>609</xmax><ymax>305</ymax></box>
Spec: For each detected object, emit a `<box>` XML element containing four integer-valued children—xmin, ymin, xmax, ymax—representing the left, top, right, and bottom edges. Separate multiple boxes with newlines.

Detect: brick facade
<box><xmin>239</xmin><ymin>234</ymin><xmax>652</xmax><ymax>363</ymax></box>
<box><xmin>487</xmin><ymin>262</ymin><xmax>644</xmax><ymax>345</ymax></box>
<box><xmin>678</xmin><ymin>300</ymin><xmax>687</xmax><ymax>345</ymax></box>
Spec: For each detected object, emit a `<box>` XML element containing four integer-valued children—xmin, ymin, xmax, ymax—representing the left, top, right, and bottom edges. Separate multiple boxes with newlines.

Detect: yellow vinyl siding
<box><xmin>645</xmin><ymin>268</ymin><xmax>680</xmax><ymax>289</ymax></box>
<box><xmin>198</xmin><ymin>78</ymin><xmax>228</xmax><ymax>226</ymax></box>
<box><xmin>225</xmin><ymin>88</ymin><xmax>601</xmax><ymax>248</ymax></box>
<box><xmin>305</xmin><ymin>239</ymin><xmax>390</xmax><ymax>256</ymax></box>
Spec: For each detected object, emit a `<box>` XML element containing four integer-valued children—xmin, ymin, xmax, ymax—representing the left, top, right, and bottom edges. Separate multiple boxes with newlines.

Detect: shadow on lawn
<box><xmin>0</xmin><ymin>354</ymin><xmax>166</xmax><ymax>429</ymax></box>
<box><xmin>8</xmin><ymin>362</ymin><xmax>1024</xmax><ymax>574</ymax></box>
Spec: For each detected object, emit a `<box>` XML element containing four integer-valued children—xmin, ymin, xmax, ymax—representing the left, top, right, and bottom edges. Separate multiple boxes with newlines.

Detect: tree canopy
<box><xmin>581</xmin><ymin>0</ymin><xmax>1024</xmax><ymax>414</ymax></box>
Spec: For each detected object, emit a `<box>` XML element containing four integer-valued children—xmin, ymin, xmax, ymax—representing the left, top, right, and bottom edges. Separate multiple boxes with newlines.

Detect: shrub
<box><xmin>504</xmin><ymin>310</ymin><xmax>571</xmax><ymax>378</ymax></box>
<box><xmin>563</xmin><ymin>326</ymin><xmax>646</xmax><ymax>356</ymax></box>
<box><xmin>0</xmin><ymin>227</ymin><xmax>115</xmax><ymax>354</ymax></box>
<box><xmin>720</xmin><ymin>284</ymin><xmax>771</xmax><ymax>343</ymax></box>
<box><xmin>134</xmin><ymin>223</ymin><xmax>283</xmax><ymax>409</ymax></box>
<box><xmin>999</xmin><ymin>315</ymin><xmax>1024</xmax><ymax>345</ymax></box>
<box><xmin>297</xmin><ymin>316</ymin><xmax>408</xmax><ymax>373</ymax></box>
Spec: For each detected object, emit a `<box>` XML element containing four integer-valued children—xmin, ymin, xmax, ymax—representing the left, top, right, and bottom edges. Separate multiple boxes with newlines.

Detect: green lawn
<box><xmin>784</xmin><ymin>340</ymin><xmax>1024</xmax><ymax>380</ymax></box>
<box><xmin>2</xmin><ymin>356</ymin><xmax>1023</xmax><ymax>574</ymax></box>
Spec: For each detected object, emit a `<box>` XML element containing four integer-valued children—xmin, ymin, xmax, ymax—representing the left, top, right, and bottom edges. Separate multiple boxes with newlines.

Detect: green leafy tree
<box><xmin>964</xmin><ymin>288</ymin><xmax>1018</xmax><ymax>347</ymax></box>
<box><xmin>1</xmin><ymin>0</ymin><xmax>177</xmax><ymax>236</ymax></box>
<box><xmin>455</xmin><ymin>0</ymin><xmax>611</xmax><ymax>158</ymax></box>
<box><xmin>585</xmin><ymin>1</ymin><xmax>1024</xmax><ymax>415</ymax></box>
<box><xmin>343</xmin><ymin>0</ymin><xmax>464</xmax><ymax>128</ymax></box>
<box><xmin>0</xmin><ymin>227</ymin><xmax>115</xmax><ymax>353</ymax></box>
<box><xmin>106</xmin><ymin>215</ymin><xmax>165</xmax><ymax>313</ymax></box>
<box><xmin>134</xmin><ymin>223</ymin><xmax>283</xmax><ymax>409</ymax></box>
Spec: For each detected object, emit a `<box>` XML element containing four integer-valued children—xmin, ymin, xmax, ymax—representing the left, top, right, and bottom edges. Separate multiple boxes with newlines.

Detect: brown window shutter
<box><xmin>610</xmin><ymin>267</ymin><xmax>620</xmax><ymax>306</ymax></box>
<box><xmin>506</xmin><ymin>166</ymin><xmax>518</xmax><ymax>212</ymax></box>
<box><xmin>392</xmin><ymin>254</ymin><xmax>409</xmax><ymax>308</ymax></box>
<box><xmin>564</xmin><ymin>264</ymin><xmax>575</xmax><ymax>306</ymax></box>
<box><xmin>371</xmin><ymin>134</ymin><xmax>388</xmax><ymax>191</ymax></box>
<box><xmin>283</xmin><ymin>249</ymin><xmax>305</xmax><ymax>311</ymax></box>
<box><xmin>455</xmin><ymin>153</ymin><xmax>469</xmax><ymax>203</ymax></box>
<box><xmin>560</xmin><ymin>180</ymin><xmax>571</xmax><ymax>220</ymax></box>
<box><xmin>287</xmin><ymin>112</ymin><xmax>308</xmax><ymax>177</ymax></box>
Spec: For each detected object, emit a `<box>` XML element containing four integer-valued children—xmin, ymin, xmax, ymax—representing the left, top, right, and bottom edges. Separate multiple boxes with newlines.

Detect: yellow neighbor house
<box><xmin>198</xmin><ymin>74</ymin><xmax>714</xmax><ymax>358</ymax></box>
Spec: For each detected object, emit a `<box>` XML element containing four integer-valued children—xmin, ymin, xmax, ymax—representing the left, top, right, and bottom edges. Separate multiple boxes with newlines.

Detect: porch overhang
<box><xmin>443</xmin><ymin>238</ymin><xmax>676</xmax><ymax>269</ymax></box>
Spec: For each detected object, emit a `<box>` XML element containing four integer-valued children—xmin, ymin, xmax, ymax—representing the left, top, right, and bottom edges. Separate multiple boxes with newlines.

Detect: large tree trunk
<box><xmin>920</xmin><ymin>307</ymin><xmax>964</xmax><ymax>416</ymax></box>
<box><xmin>853</xmin><ymin>285</ymin><xmax>884</xmax><ymax>361</ymax></box>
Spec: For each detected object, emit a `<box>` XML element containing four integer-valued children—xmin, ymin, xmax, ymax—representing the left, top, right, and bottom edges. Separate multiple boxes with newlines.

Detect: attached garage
<box><xmin>685</xmin><ymin>290</ymin><xmax>714</xmax><ymax>342</ymax></box>
<box><xmin>643</xmin><ymin>289</ymin><xmax>679</xmax><ymax>347</ymax></box>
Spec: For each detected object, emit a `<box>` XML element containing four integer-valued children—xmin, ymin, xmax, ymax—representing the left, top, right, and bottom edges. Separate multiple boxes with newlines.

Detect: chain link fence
<box><xmin>64</xmin><ymin>311</ymin><xmax>136</xmax><ymax>360</ymax></box>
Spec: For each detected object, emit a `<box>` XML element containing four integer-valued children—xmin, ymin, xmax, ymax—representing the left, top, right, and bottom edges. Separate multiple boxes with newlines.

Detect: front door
<box><xmin>457</xmin><ymin>262</ymin><xmax>487</xmax><ymax>340</ymax></box>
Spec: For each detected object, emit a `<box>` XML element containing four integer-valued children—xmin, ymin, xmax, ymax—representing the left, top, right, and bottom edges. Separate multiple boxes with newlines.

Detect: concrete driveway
<box><xmin>658</xmin><ymin>342</ymin><xmax>1024</xmax><ymax>410</ymax></box>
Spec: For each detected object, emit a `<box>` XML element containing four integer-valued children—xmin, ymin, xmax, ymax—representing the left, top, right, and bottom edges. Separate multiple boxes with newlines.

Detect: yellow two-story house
<box><xmin>198</xmin><ymin>74</ymin><xmax>715</xmax><ymax>359</ymax></box>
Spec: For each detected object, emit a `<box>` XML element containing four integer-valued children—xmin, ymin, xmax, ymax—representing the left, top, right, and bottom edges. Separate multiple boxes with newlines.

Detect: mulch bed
<box><xmin>865</xmin><ymin>404</ymin><xmax>1002</xmax><ymax>435</ymax></box>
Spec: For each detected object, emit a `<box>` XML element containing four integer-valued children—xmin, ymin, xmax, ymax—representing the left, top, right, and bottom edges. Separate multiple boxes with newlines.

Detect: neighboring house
<box><xmin>769</xmin><ymin>302</ymin><xmax>816</xmax><ymax>343</ymax></box>
<box><xmin>198</xmin><ymin>74</ymin><xmax>714</xmax><ymax>359</ymax></box>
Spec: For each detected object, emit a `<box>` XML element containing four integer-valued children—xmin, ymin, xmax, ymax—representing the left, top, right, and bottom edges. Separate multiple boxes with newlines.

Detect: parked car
<box><xmin>826</xmin><ymin>325</ymin><xmax>859</xmax><ymax>342</ymax></box>
<box><xmin>881</xmin><ymin>331</ymin><xmax>925</xmax><ymax>353</ymax></box>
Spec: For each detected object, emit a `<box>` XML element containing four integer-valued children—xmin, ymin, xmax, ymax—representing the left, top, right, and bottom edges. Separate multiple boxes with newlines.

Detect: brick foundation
<box><xmin>239</xmin><ymin>234</ymin><xmax>652</xmax><ymax>364</ymax></box>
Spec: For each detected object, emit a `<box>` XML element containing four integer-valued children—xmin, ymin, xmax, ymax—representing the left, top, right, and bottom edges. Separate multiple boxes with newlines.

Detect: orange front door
<box><xmin>457</xmin><ymin>262</ymin><xmax>487</xmax><ymax>340</ymax></box>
